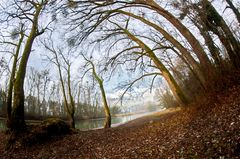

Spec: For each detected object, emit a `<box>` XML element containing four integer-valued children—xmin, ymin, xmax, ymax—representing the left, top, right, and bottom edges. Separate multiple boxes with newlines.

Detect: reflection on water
<box><xmin>75</xmin><ymin>111</ymin><xmax>156</xmax><ymax>130</ymax></box>
<box><xmin>76</xmin><ymin>114</ymin><xmax>135</xmax><ymax>130</ymax></box>
<box><xmin>0</xmin><ymin>111</ymin><xmax>159</xmax><ymax>131</ymax></box>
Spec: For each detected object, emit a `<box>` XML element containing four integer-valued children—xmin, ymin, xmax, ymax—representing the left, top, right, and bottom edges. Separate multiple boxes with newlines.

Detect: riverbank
<box><xmin>0</xmin><ymin>111</ymin><xmax>153</xmax><ymax>123</ymax></box>
<box><xmin>0</xmin><ymin>83</ymin><xmax>240</xmax><ymax>158</ymax></box>
<box><xmin>0</xmin><ymin>110</ymin><xmax>161</xmax><ymax>131</ymax></box>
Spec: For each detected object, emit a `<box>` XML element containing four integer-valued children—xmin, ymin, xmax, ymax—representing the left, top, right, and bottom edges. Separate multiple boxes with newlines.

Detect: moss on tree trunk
<box><xmin>6</xmin><ymin>31</ymin><xmax>24</xmax><ymax>128</ymax></box>
<box><xmin>9</xmin><ymin>5</ymin><xmax>42</xmax><ymax>132</ymax></box>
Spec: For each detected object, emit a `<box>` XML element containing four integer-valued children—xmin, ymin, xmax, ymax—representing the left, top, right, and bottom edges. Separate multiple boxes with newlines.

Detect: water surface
<box><xmin>0</xmin><ymin>111</ymin><xmax>159</xmax><ymax>131</ymax></box>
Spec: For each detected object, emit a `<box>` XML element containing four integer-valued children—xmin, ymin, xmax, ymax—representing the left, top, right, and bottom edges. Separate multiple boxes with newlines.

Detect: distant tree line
<box><xmin>0</xmin><ymin>67</ymin><xmax>121</xmax><ymax>120</ymax></box>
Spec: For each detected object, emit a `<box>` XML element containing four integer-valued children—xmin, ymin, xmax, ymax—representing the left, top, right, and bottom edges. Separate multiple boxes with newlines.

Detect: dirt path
<box><xmin>119</xmin><ymin>107</ymin><xmax>181</xmax><ymax>128</ymax></box>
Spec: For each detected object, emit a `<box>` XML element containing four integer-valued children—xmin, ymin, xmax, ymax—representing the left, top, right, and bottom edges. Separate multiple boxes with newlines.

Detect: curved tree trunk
<box><xmin>115</xmin><ymin>10</ymin><xmax>207</xmax><ymax>89</ymax></box>
<box><xmin>170</xmin><ymin>47</ymin><xmax>206</xmax><ymax>91</ymax></box>
<box><xmin>226</xmin><ymin>0</ymin><xmax>240</xmax><ymax>24</ymax></box>
<box><xmin>138</xmin><ymin>0</ymin><xmax>214</xmax><ymax>76</ymax></box>
<box><xmin>192</xmin><ymin>18</ymin><xmax>223</xmax><ymax>68</ymax></box>
<box><xmin>202</xmin><ymin>0</ymin><xmax>240</xmax><ymax>68</ymax></box>
<box><xmin>122</xmin><ymin>27</ymin><xmax>189</xmax><ymax>105</ymax></box>
<box><xmin>200</xmin><ymin>31</ymin><xmax>223</xmax><ymax>68</ymax></box>
<box><xmin>81</xmin><ymin>56</ymin><xmax>112</xmax><ymax>128</ymax></box>
<box><xmin>87</xmin><ymin>59</ymin><xmax>111</xmax><ymax>128</ymax></box>
<box><xmin>210</xmin><ymin>28</ymin><xmax>240</xmax><ymax>68</ymax></box>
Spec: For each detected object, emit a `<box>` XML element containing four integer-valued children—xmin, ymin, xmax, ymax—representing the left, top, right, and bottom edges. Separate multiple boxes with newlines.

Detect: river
<box><xmin>0</xmin><ymin>111</ymin><xmax>160</xmax><ymax>131</ymax></box>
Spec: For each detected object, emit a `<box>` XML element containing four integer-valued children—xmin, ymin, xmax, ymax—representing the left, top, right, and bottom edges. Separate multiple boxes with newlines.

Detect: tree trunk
<box><xmin>170</xmin><ymin>48</ymin><xmax>206</xmax><ymax>91</ymax></box>
<box><xmin>6</xmin><ymin>31</ymin><xmax>24</xmax><ymax>128</ymax></box>
<box><xmin>192</xmin><ymin>18</ymin><xmax>223</xmax><ymax>68</ymax></box>
<box><xmin>9</xmin><ymin>6</ymin><xmax>42</xmax><ymax>132</ymax></box>
<box><xmin>11</xmin><ymin>37</ymin><xmax>34</xmax><ymax>131</ymax></box>
<box><xmin>116</xmin><ymin>10</ymin><xmax>207</xmax><ymax>89</ymax></box>
<box><xmin>56</xmin><ymin>55</ymin><xmax>75</xmax><ymax>129</ymax></box>
<box><xmin>81</xmin><ymin>55</ymin><xmax>112</xmax><ymax>127</ymax></box>
<box><xmin>10</xmin><ymin>80</ymin><xmax>26</xmax><ymax>131</ymax></box>
<box><xmin>67</xmin><ymin>65</ymin><xmax>75</xmax><ymax>129</ymax></box>
<box><xmin>141</xmin><ymin>0</ymin><xmax>214</xmax><ymax>76</ymax></box>
<box><xmin>69</xmin><ymin>112</ymin><xmax>75</xmax><ymax>129</ymax></box>
<box><xmin>88</xmin><ymin>59</ymin><xmax>112</xmax><ymax>128</ymax></box>
<box><xmin>201</xmin><ymin>31</ymin><xmax>223</xmax><ymax>67</ymax></box>
<box><xmin>212</xmin><ymin>29</ymin><xmax>240</xmax><ymax>68</ymax></box>
<box><xmin>203</xmin><ymin>0</ymin><xmax>240</xmax><ymax>68</ymax></box>
<box><xmin>226</xmin><ymin>0</ymin><xmax>240</xmax><ymax>24</ymax></box>
<box><xmin>100</xmin><ymin>84</ymin><xmax>111</xmax><ymax>128</ymax></box>
<box><xmin>104</xmin><ymin>115</ymin><xmax>111</xmax><ymax>128</ymax></box>
<box><xmin>123</xmin><ymin>28</ymin><xmax>189</xmax><ymax>105</ymax></box>
<box><xmin>150</xmin><ymin>53</ymin><xmax>189</xmax><ymax>105</ymax></box>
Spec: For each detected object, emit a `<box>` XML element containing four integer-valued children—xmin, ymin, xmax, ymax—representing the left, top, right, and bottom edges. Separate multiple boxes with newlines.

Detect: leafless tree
<box><xmin>43</xmin><ymin>36</ymin><xmax>76</xmax><ymax>128</ymax></box>
<box><xmin>82</xmin><ymin>55</ymin><xmax>112</xmax><ymax>128</ymax></box>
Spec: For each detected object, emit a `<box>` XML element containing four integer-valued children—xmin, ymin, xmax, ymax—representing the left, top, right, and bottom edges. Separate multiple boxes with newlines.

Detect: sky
<box><xmin>0</xmin><ymin>0</ymin><xmax>239</xmax><ymax>111</ymax></box>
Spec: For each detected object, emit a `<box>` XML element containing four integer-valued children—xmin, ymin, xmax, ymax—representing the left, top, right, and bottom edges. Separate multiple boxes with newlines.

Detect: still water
<box><xmin>0</xmin><ymin>111</ymin><xmax>157</xmax><ymax>131</ymax></box>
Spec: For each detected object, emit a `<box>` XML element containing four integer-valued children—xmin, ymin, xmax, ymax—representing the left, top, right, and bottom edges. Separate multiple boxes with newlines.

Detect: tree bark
<box><xmin>122</xmin><ymin>28</ymin><xmax>189</xmax><ymax>105</ymax></box>
<box><xmin>114</xmin><ymin>10</ymin><xmax>207</xmax><ymax>89</ymax></box>
<box><xmin>67</xmin><ymin>65</ymin><xmax>75</xmax><ymax>129</ymax></box>
<box><xmin>192</xmin><ymin>18</ymin><xmax>223</xmax><ymax>68</ymax></box>
<box><xmin>10</xmin><ymin>6</ymin><xmax>42</xmax><ymax>132</ymax></box>
<box><xmin>99</xmin><ymin>83</ymin><xmax>111</xmax><ymax>128</ymax></box>
<box><xmin>137</xmin><ymin>0</ymin><xmax>214</xmax><ymax>76</ymax></box>
<box><xmin>6</xmin><ymin>31</ymin><xmax>24</xmax><ymax>128</ymax></box>
<box><xmin>88</xmin><ymin>60</ymin><xmax>111</xmax><ymax>128</ymax></box>
<box><xmin>54</xmin><ymin>52</ymin><xmax>75</xmax><ymax>129</ymax></box>
<box><xmin>81</xmin><ymin>55</ymin><xmax>112</xmax><ymax>127</ymax></box>
<box><xmin>226</xmin><ymin>0</ymin><xmax>240</xmax><ymax>24</ymax></box>
<box><xmin>202</xmin><ymin>0</ymin><xmax>240</xmax><ymax>68</ymax></box>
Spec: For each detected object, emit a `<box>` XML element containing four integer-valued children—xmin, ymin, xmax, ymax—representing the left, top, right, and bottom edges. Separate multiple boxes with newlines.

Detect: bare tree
<box><xmin>69</xmin><ymin>0</ymin><xmax>214</xmax><ymax>76</ymax></box>
<box><xmin>112</xmin><ymin>21</ymin><xmax>188</xmax><ymax>105</ymax></box>
<box><xmin>3</xmin><ymin>0</ymin><xmax>49</xmax><ymax>132</ymax></box>
<box><xmin>43</xmin><ymin>38</ymin><xmax>76</xmax><ymax>128</ymax></box>
<box><xmin>82</xmin><ymin>55</ymin><xmax>112</xmax><ymax>128</ymax></box>
<box><xmin>41</xmin><ymin>69</ymin><xmax>50</xmax><ymax>116</ymax></box>
<box><xmin>64</xmin><ymin>0</ymin><xmax>217</xmax><ymax>94</ymax></box>
<box><xmin>0</xmin><ymin>24</ymin><xmax>25</xmax><ymax>127</ymax></box>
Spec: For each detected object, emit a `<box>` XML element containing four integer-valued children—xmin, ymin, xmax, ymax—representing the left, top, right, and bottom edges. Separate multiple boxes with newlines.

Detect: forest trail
<box><xmin>119</xmin><ymin>107</ymin><xmax>182</xmax><ymax>128</ymax></box>
<box><xmin>0</xmin><ymin>83</ymin><xmax>240</xmax><ymax>158</ymax></box>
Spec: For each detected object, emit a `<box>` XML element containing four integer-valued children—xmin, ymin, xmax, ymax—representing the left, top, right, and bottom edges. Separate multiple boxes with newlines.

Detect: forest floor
<box><xmin>0</xmin><ymin>80</ymin><xmax>240</xmax><ymax>158</ymax></box>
